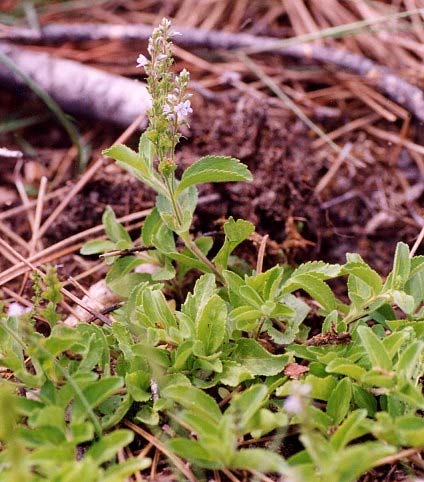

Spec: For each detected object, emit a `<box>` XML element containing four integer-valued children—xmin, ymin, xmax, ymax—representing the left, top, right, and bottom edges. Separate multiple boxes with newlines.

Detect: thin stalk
<box><xmin>180</xmin><ymin>231</ymin><xmax>225</xmax><ymax>284</ymax></box>
<box><xmin>164</xmin><ymin>176</ymin><xmax>184</xmax><ymax>227</ymax></box>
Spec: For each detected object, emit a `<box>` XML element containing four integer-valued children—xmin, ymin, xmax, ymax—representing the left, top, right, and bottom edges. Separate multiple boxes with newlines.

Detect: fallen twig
<box><xmin>0</xmin><ymin>42</ymin><xmax>150</xmax><ymax>127</ymax></box>
<box><xmin>3</xmin><ymin>23</ymin><xmax>424</xmax><ymax>121</ymax></box>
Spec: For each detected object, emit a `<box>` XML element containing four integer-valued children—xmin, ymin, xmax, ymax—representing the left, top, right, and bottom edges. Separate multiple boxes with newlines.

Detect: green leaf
<box><xmin>293</xmin><ymin>261</ymin><xmax>341</xmax><ymax>280</ymax></box>
<box><xmin>196</xmin><ymin>294</ymin><xmax>227</xmax><ymax>356</ymax></box>
<box><xmin>385</xmin><ymin>242</ymin><xmax>410</xmax><ymax>290</ymax></box>
<box><xmin>86</xmin><ymin>430</ymin><xmax>133</xmax><ymax>465</ymax></box>
<box><xmin>232</xmin><ymin>339</ymin><xmax>290</xmax><ymax>376</ymax></box>
<box><xmin>142</xmin><ymin>207</ymin><xmax>175</xmax><ymax>253</ymax></box>
<box><xmin>168</xmin><ymin>438</ymin><xmax>221</xmax><ymax>469</ymax></box>
<box><xmin>142</xmin><ymin>288</ymin><xmax>177</xmax><ymax>332</ymax></box>
<box><xmin>125</xmin><ymin>371</ymin><xmax>151</xmax><ymax>402</ymax></box>
<box><xmin>72</xmin><ymin>376</ymin><xmax>124</xmax><ymax>423</ymax></box>
<box><xmin>335</xmin><ymin>442</ymin><xmax>395</xmax><ymax>482</ymax></box>
<box><xmin>227</xmin><ymin>385</ymin><xmax>268</xmax><ymax>431</ymax></box>
<box><xmin>326</xmin><ymin>358</ymin><xmax>366</xmax><ymax>381</ymax></box>
<box><xmin>104</xmin><ymin>144</ymin><xmax>165</xmax><ymax>195</ymax></box>
<box><xmin>103</xmin><ymin>458</ymin><xmax>152</xmax><ymax>481</ymax></box>
<box><xmin>217</xmin><ymin>361</ymin><xmax>254</xmax><ymax>387</ymax></box>
<box><xmin>157</xmin><ymin>186</ymin><xmax>197</xmax><ymax>233</ymax></box>
<box><xmin>282</xmin><ymin>273</ymin><xmax>337</xmax><ymax>312</ymax></box>
<box><xmin>213</xmin><ymin>218</ymin><xmax>255</xmax><ymax>271</ymax></box>
<box><xmin>102</xmin><ymin>206</ymin><xmax>131</xmax><ymax>244</ymax></box>
<box><xmin>277</xmin><ymin>375</ymin><xmax>337</xmax><ymax>401</ymax></box>
<box><xmin>138</xmin><ymin>131</ymin><xmax>154</xmax><ymax>169</ymax></box>
<box><xmin>182</xmin><ymin>274</ymin><xmax>216</xmax><ymax>322</ymax></box>
<box><xmin>326</xmin><ymin>377</ymin><xmax>352</xmax><ymax>424</ymax></box>
<box><xmin>396</xmin><ymin>341</ymin><xmax>424</xmax><ymax>379</ymax></box>
<box><xmin>176</xmin><ymin>155</ymin><xmax>252</xmax><ymax>195</ymax></box>
<box><xmin>357</xmin><ymin>326</ymin><xmax>392</xmax><ymax>371</ymax></box>
<box><xmin>396</xmin><ymin>415</ymin><xmax>424</xmax><ymax>447</ymax></box>
<box><xmin>162</xmin><ymin>385</ymin><xmax>222</xmax><ymax>425</ymax></box>
<box><xmin>392</xmin><ymin>290</ymin><xmax>415</xmax><ymax>314</ymax></box>
<box><xmin>230</xmin><ymin>448</ymin><xmax>289</xmax><ymax>474</ymax></box>
<box><xmin>352</xmin><ymin>384</ymin><xmax>377</xmax><ymax>416</ymax></box>
<box><xmin>342</xmin><ymin>262</ymin><xmax>382</xmax><ymax>295</ymax></box>
<box><xmin>80</xmin><ymin>239</ymin><xmax>115</xmax><ymax>255</ymax></box>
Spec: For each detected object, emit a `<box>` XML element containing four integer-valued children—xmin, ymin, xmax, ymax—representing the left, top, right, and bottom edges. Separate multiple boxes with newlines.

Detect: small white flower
<box><xmin>283</xmin><ymin>382</ymin><xmax>311</xmax><ymax>415</ymax></box>
<box><xmin>7</xmin><ymin>302</ymin><xmax>32</xmax><ymax>317</ymax></box>
<box><xmin>161</xmin><ymin>18</ymin><xmax>172</xmax><ymax>29</ymax></box>
<box><xmin>172</xmin><ymin>31</ymin><xmax>182</xmax><ymax>36</ymax></box>
<box><xmin>284</xmin><ymin>395</ymin><xmax>303</xmax><ymax>415</ymax></box>
<box><xmin>0</xmin><ymin>147</ymin><xmax>23</xmax><ymax>158</ymax></box>
<box><xmin>156</xmin><ymin>54</ymin><xmax>168</xmax><ymax>62</ymax></box>
<box><xmin>174</xmin><ymin>100</ymin><xmax>193</xmax><ymax>122</ymax></box>
<box><xmin>136</xmin><ymin>54</ymin><xmax>149</xmax><ymax>68</ymax></box>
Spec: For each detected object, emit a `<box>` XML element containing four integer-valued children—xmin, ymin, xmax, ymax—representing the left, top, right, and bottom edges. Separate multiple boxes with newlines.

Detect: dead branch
<box><xmin>4</xmin><ymin>23</ymin><xmax>424</xmax><ymax>121</ymax></box>
<box><xmin>0</xmin><ymin>42</ymin><xmax>150</xmax><ymax>127</ymax></box>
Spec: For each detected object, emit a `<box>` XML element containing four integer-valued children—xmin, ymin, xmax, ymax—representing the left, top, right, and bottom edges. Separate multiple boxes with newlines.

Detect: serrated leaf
<box><xmin>213</xmin><ymin>218</ymin><xmax>255</xmax><ymax>271</ymax></box>
<box><xmin>343</xmin><ymin>262</ymin><xmax>382</xmax><ymax>295</ymax></box>
<box><xmin>176</xmin><ymin>155</ymin><xmax>252</xmax><ymax>195</ymax></box>
<box><xmin>104</xmin><ymin>144</ymin><xmax>147</xmax><ymax>174</ymax></box>
<box><xmin>232</xmin><ymin>339</ymin><xmax>289</xmax><ymax>376</ymax></box>
<box><xmin>104</xmin><ymin>144</ymin><xmax>165</xmax><ymax>195</ymax></box>
<box><xmin>138</xmin><ymin>132</ymin><xmax>154</xmax><ymax>169</ymax></box>
<box><xmin>357</xmin><ymin>326</ymin><xmax>392</xmax><ymax>371</ymax></box>
<box><xmin>282</xmin><ymin>273</ymin><xmax>337</xmax><ymax>312</ymax></box>
<box><xmin>293</xmin><ymin>261</ymin><xmax>341</xmax><ymax>280</ymax></box>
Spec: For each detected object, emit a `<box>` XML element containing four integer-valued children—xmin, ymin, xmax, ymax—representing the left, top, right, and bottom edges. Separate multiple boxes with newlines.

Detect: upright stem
<box><xmin>180</xmin><ymin>231</ymin><xmax>225</xmax><ymax>284</ymax></box>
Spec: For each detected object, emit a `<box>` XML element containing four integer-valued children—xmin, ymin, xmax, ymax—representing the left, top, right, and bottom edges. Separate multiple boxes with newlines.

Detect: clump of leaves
<box><xmin>1</xmin><ymin>18</ymin><xmax>423</xmax><ymax>482</ymax></box>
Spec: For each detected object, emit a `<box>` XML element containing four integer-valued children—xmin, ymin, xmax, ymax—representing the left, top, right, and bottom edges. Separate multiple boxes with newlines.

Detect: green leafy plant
<box><xmin>1</xmin><ymin>18</ymin><xmax>423</xmax><ymax>482</ymax></box>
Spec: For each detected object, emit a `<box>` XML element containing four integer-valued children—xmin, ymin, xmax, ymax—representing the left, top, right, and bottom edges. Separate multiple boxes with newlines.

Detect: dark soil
<box><xmin>27</xmin><ymin>91</ymin><xmax>422</xmax><ymax>276</ymax></box>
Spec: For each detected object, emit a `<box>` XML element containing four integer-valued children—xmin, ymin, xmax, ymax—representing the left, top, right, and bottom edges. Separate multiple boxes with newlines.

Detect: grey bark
<box><xmin>0</xmin><ymin>41</ymin><xmax>151</xmax><ymax>127</ymax></box>
<box><xmin>3</xmin><ymin>22</ymin><xmax>424</xmax><ymax>121</ymax></box>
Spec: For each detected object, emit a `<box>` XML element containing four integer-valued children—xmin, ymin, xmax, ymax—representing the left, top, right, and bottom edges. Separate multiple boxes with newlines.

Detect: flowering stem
<box><xmin>164</xmin><ymin>175</ymin><xmax>184</xmax><ymax>226</ymax></box>
<box><xmin>180</xmin><ymin>231</ymin><xmax>225</xmax><ymax>284</ymax></box>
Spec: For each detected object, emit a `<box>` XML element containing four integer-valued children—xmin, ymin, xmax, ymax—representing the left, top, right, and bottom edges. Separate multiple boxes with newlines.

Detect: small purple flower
<box><xmin>174</xmin><ymin>100</ymin><xmax>193</xmax><ymax>122</ymax></box>
<box><xmin>136</xmin><ymin>54</ymin><xmax>149</xmax><ymax>68</ymax></box>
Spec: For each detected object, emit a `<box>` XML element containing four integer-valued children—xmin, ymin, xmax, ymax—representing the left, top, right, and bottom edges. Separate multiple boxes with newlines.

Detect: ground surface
<box><xmin>1</xmin><ymin>1</ymin><xmax>424</xmax><ymax>480</ymax></box>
